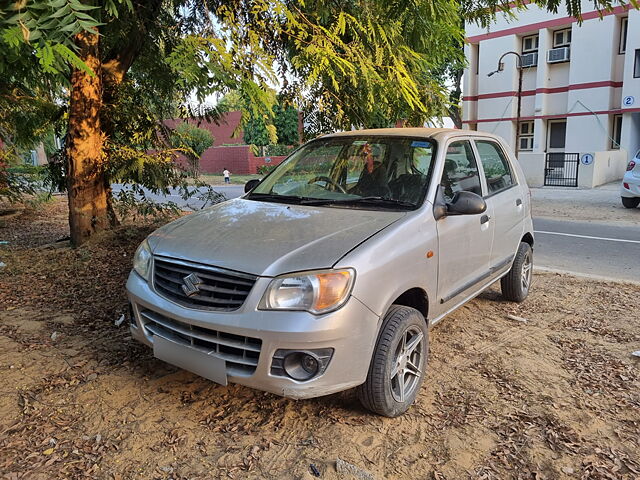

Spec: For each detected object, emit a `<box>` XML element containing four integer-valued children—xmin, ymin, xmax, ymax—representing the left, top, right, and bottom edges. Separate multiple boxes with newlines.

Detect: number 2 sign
<box><xmin>624</xmin><ymin>96</ymin><xmax>635</xmax><ymax>107</ymax></box>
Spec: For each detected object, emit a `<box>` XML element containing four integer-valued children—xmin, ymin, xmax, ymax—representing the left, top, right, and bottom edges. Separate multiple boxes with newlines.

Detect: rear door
<box><xmin>473</xmin><ymin>139</ymin><xmax>524</xmax><ymax>272</ymax></box>
<box><xmin>435</xmin><ymin>139</ymin><xmax>494</xmax><ymax>310</ymax></box>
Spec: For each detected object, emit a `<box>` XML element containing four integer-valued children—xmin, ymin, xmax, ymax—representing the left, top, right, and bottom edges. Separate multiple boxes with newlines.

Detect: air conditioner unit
<box><xmin>547</xmin><ymin>47</ymin><xmax>570</xmax><ymax>63</ymax></box>
<box><xmin>521</xmin><ymin>53</ymin><xmax>538</xmax><ymax>67</ymax></box>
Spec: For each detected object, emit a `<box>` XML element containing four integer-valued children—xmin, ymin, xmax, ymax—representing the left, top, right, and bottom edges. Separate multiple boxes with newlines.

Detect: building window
<box><xmin>620</xmin><ymin>17</ymin><xmax>628</xmax><ymax>54</ymax></box>
<box><xmin>635</xmin><ymin>50</ymin><xmax>640</xmax><ymax>78</ymax></box>
<box><xmin>548</xmin><ymin>120</ymin><xmax>567</xmax><ymax>150</ymax></box>
<box><xmin>473</xmin><ymin>43</ymin><xmax>480</xmax><ymax>75</ymax></box>
<box><xmin>611</xmin><ymin>115</ymin><xmax>623</xmax><ymax>149</ymax></box>
<box><xmin>522</xmin><ymin>35</ymin><xmax>539</xmax><ymax>54</ymax></box>
<box><xmin>518</xmin><ymin>121</ymin><xmax>534</xmax><ymax>151</ymax></box>
<box><xmin>553</xmin><ymin>28</ymin><xmax>572</xmax><ymax>48</ymax></box>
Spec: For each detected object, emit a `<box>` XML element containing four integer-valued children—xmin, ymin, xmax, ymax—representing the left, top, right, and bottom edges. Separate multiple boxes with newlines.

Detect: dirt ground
<box><xmin>1</xmin><ymin>198</ymin><xmax>639</xmax><ymax>480</ymax></box>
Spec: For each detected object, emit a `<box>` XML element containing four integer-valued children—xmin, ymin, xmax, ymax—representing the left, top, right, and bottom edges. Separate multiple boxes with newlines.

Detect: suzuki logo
<box><xmin>181</xmin><ymin>272</ymin><xmax>203</xmax><ymax>297</ymax></box>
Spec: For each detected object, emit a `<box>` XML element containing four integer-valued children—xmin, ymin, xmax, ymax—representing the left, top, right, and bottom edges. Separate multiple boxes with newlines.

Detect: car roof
<box><xmin>319</xmin><ymin>127</ymin><xmax>502</xmax><ymax>142</ymax></box>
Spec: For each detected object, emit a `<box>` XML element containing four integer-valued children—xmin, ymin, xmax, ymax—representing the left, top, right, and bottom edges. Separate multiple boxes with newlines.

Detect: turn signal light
<box><xmin>628</xmin><ymin>161</ymin><xmax>636</xmax><ymax>171</ymax></box>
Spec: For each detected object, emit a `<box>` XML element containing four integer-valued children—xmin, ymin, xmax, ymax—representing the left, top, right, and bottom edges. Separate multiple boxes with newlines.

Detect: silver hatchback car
<box><xmin>127</xmin><ymin>128</ymin><xmax>534</xmax><ymax>417</ymax></box>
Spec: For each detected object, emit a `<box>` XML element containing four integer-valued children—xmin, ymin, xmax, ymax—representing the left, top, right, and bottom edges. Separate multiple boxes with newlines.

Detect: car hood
<box><xmin>148</xmin><ymin>198</ymin><xmax>405</xmax><ymax>276</ymax></box>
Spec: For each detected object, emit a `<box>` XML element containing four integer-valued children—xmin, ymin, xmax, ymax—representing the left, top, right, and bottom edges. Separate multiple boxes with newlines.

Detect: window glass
<box><xmin>522</xmin><ymin>35</ymin><xmax>539</xmax><ymax>53</ymax></box>
<box><xmin>620</xmin><ymin>18</ymin><xmax>628</xmax><ymax>54</ymax></box>
<box><xmin>553</xmin><ymin>28</ymin><xmax>571</xmax><ymax>48</ymax></box>
<box><xmin>611</xmin><ymin>115</ymin><xmax>623</xmax><ymax>149</ymax></box>
<box><xmin>476</xmin><ymin>141</ymin><xmax>514</xmax><ymax>194</ymax></box>
<box><xmin>252</xmin><ymin>136</ymin><xmax>437</xmax><ymax>208</ymax></box>
<box><xmin>518</xmin><ymin>121</ymin><xmax>534</xmax><ymax>151</ymax></box>
<box><xmin>548</xmin><ymin>121</ymin><xmax>566</xmax><ymax>149</ymax></box>
<box><xmin>635</xmin><ymin>49</ymin><xmax>640</xmax><ymax>78</ymax></box>
<box><xmin>440</xmin><ymin>140</ymin><xmax>482</xmax><ymax>202</ymax></box>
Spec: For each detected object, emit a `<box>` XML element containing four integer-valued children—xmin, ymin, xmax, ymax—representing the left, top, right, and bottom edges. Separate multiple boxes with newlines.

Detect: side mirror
<box><xmin>447</xmin><ymin>191</ymin><xmax>487</xmax><ymax>216</ymax></box>
<box><xmin>244</xmin><ymin>179</ymin><xmax>261</xmax><ymax>193</ymax></box>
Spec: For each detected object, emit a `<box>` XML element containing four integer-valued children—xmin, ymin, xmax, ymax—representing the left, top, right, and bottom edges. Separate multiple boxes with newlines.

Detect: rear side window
<box><xmin>441</xmin><ymin>140</ymin><xmax>483</xmax><ymax>202</ymax></box>
<box><xmin>475</xmin><ymin>140</ymin><xmax>514</xmax><ymax>194</ymax></box>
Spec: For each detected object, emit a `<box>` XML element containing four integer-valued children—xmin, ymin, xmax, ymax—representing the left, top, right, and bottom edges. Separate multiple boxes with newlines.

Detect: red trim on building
<box><xmin>466</xmin><ymin>4</ymin><xmax>631</xmax><ymax>43</ymax></box>
<box><xmin>462</xmin><ymin>106</ymin><xmax>640</xmax><ymax>124</ymax></box>
<box><xmin>462</xmin><ymin>81</ymin><xmax>624</xmax><ymax>102</ymax></box>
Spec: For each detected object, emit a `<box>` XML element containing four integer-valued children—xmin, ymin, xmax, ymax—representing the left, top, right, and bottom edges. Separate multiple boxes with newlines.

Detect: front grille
<box><xmin>153</xmin><ymin>256</ymin><xmax>256</xmax><ymax>311</ymax></box>
<box><xmin>140</xmin><ymin>309</ymin><xmax>261</xmax><ymax>376</ymax></box>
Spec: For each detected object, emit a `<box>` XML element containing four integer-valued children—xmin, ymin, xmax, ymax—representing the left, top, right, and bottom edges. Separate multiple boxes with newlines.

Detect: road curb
<box><xmin>534</xmin><ymin>266</ymin><xmax>640</xmax><ymax>286</ymax></box>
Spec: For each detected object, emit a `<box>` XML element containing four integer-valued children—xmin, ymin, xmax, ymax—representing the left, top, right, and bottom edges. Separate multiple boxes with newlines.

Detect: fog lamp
<box><xmin>271</xmin><ymin>348</ymin><xmax>334</xmax><ymax>381</ymax></box>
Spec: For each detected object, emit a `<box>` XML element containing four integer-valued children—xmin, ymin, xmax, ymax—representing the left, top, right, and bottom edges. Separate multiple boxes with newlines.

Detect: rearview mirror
<box><xmin>244</xmin><ymin>179</ymin><xmax>261</xmax><ymax>193</ymax></box>
<box><xmin>447</xmin><ymin>191</ymin><xmax>487</xmax><ymax>216</ymax></box>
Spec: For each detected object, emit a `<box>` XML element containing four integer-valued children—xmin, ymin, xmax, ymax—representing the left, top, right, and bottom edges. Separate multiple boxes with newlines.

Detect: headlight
<box><xmin>259</xmin><ymin>269</ymin><xmax>355</xmax><ymax>315</ymax></box>
<box><xmin>133</xmin><ymin>239</ymin><xmax>152</xmax><ymax>280</ymax></box>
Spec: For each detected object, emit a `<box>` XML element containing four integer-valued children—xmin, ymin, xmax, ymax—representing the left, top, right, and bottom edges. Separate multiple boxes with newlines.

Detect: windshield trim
<box><xmin>245</xmin><ymin>135</ymin><xmax>439</xmax><ymax>211</ymax></box>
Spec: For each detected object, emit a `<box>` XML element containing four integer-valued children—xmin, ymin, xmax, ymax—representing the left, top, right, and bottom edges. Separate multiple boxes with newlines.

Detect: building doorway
<box><xmin>544</xmin><ymin>119</ymin><xmax>579</xmax><ymax>186</ymax></box>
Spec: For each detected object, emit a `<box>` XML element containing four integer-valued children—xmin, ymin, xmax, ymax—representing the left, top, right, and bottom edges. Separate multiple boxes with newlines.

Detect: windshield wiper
<box><xmin>300</xmin><ymin>196</ymin><xmax>415</xmax><ymax>208</ymax></box>
<box><xmin>245</xmin><ymin>193</ymin><xmax>305</xmax><ymax>204</ymax></box>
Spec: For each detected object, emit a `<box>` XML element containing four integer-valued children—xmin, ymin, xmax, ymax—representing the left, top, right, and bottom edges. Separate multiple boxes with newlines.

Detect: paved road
<box><xmin>113</xmin><ymin>184</ymin><xmax>639</xmax><ymax>282</ymax></box>
<box><xmin>111</xmin><ymin>184</ymin><xmax>244</xmax><ymax>210</ymax></box>
<box><xmin>533</xmin><ymin>217</ymin><xmax>640</xmax><ymax>282</ymax></box>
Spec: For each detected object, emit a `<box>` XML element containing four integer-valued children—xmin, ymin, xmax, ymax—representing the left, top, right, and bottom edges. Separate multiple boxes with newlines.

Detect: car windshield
<box><xmin>248</xmin><ymin>136</ymin><xmax>437</xmax><ymax>209</ymax></box>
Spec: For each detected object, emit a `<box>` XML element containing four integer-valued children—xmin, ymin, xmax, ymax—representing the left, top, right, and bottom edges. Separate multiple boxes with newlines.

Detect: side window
<box><xmin>475</xmin><ymin>140</ymin><xmax>514</xmax><ymax>194</ymax></box>
<box><xmin>440</xmin><ymin>140</ymin><xmax>482</xmax><ymax>202</ymax></box>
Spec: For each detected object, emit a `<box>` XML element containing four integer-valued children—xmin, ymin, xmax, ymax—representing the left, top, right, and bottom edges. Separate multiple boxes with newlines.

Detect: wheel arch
<box><xmin>521</xmin><ymin>232</ymin><xmax>534</xmax><ymax>247</ymax></box>
<box><xmin>390</xmin><ymin>287</ymin><xmax>429</xmax><ymax>320</ymax></box>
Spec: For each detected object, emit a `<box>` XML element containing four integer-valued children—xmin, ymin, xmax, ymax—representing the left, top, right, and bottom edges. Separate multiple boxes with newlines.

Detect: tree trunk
<box><xmin>66</xmin><ymin>30</ymin><xmax>109</xmax><ymax>246</ymax></box>
<box><xmin>448</xmin><ymin>67</ymin><xmax>463</xmax><ymax>129</ymax></box>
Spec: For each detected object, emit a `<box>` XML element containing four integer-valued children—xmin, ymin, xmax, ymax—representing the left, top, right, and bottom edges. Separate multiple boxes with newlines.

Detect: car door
<box><xmin>473</xmin><ymin>139</ymin><xmax>524</xmax><ymax>273</ymax></box>
<box><xmin>435</xmin><ymin>139</ymin><xmax>494</xmax><ymax>311</ymax></box>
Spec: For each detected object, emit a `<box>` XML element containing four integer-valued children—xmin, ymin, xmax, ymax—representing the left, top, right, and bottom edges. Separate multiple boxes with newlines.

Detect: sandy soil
<box><xmin>1</xmin><ymin>199</ymin><xmax>639</xmax><ymax>480</ymax></box>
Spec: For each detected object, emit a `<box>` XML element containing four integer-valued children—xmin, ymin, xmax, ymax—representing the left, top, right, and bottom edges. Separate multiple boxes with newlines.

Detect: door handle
<box><xmin>516</xmin><ymin>198</ymin><xmax>522</xmax><ymax>206</ymax></box>
<box><xmin>480</xmin><ymin>214</ymin><xmax>490</xmax><ymax>224</ymax></box>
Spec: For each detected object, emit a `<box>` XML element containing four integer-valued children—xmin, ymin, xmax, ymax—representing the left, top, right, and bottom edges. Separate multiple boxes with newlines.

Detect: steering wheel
<box><xmin>307</xmin><ymin>176</ymin><xmax>347</xmax><ymax>194</ymax></box>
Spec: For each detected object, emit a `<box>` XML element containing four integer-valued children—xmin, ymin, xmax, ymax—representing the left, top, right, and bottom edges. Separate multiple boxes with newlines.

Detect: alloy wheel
<box><xmin>390</xmin><ymin>326</ymin><xmax>424</xmax><ymax>403</ymax></box>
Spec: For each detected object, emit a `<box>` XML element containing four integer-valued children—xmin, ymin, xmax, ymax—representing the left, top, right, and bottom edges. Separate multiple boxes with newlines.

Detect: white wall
<box><xmin>578</xmin><ymin>150</ymin><xmax>629</xmax><ymax>187</ymax></box>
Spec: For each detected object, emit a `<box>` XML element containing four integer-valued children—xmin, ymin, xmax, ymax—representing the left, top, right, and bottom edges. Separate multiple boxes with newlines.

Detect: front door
<box><xmin>473</xmin><ymin>139</ymin><xmax>524</xmax><ymax>271</ymax></box>
<box><xmin>545</xmin><ymin>119</ymin><xmax>567</xmax><ymax>179</ymax></box>
<box><xmin>435</xmin><ymin>140</ymin><xmax>493</xmax><ymax>312</ymax></box>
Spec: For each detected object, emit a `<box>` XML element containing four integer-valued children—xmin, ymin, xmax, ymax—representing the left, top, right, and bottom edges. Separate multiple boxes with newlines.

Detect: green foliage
<box><xmin>243</xmin><ymin>117</ymin><xmax>273</xmax><ymax>147</ymax></box>
<box><xmin>273</xmin><ymin>103</ymin><xmax>299</xmax><ymax>146</ymax></box>
<box><xmin>171</xmin><ymin>123</ymin><xmax>214</xmax><ymax>176</ymax></box>
<box><xmin>0</xmin><ymin>160</ymin><xmax>49</xmax><ymax>204</ymax></box>
<box><xmin>264</xmin><ymin>144</ymin><xmax>293</xmax><ymax>156</ymax></box>
<box><xmin>257</xmin><ymin>164</ymin><xmax>278</xmax><ymax>175</ymax></box>
<box><xmin>217</xmin><ymin>91</ymin><xmax>244</xmax><ymax>112</ymax></box>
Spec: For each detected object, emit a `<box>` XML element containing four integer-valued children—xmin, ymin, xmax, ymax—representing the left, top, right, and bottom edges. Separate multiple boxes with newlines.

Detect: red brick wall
<box><xmin>200</xmin><ymin>145</ymin><xmax>251</xmax><ymax>174</ymax></box>
<box><xmin>199</xmin><ymin>145</ymin><xmax>287</xmax><ymax>174</ymax></box>
<box><xmin>165</xmin><ymin>111</ymin><xmax>244</xmax><ymax>147</ymax></box>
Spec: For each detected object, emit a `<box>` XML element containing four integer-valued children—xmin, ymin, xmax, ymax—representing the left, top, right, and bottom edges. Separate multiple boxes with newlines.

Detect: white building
<box><xmin>463</xmin><ymin>2</ymin><xmax>639</xmax><ymax>187</ymax></box>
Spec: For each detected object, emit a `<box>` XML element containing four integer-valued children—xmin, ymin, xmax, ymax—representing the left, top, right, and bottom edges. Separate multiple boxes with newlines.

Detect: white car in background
<box><xmin>621</xmin><ymin>149</ymin><xmax>640</xmax><ymax>209</ymax></box>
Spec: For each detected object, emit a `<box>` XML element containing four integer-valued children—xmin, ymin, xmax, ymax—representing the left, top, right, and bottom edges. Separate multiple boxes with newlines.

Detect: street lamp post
<box><xmin>488</xmin><ymin>51</ymin><xmax>524</xmax><ymax>153</ymax></box>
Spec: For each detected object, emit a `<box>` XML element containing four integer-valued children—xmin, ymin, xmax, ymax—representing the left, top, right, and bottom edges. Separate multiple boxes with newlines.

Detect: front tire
<box><xmin>358</xmin><ymin>305</ymin><xmax>428</xmax><ymax>417</ymax></box>
<box><xmin>501</xmin><ymin>241</ymin><xmax>533</xmax><ymax>303</ymax></box>
<box><xmin>621</xmin><ymin>196</ymin><xmax>640</xmax><ymax>209</ymax></box>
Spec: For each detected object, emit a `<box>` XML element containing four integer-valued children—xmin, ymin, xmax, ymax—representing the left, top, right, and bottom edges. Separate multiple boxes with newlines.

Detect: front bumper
<box><xmin>621</xmin><ymin>172</ymin><xmax>640</xmax><ymax>198</ymax></box>
<box><xmin>126</xmin><ymin>271</ymin><xmax>380</xmax><ymax>399</ymax></box>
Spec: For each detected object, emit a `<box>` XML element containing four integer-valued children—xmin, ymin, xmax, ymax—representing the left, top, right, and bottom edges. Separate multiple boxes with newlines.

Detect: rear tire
<box><xmin>621</xmin><ymin>197</ymin><xmax>640</xmax><ymax>209</ymax></box>
<box><xmin>501</xmin><ymin>241</ymin><xmax>533</xmax><ymax>303</ymax></box>
<box><xmin>358</xmin><ymin>305</ymin><xmax>428</xmax><ymax>417</ymax></box>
